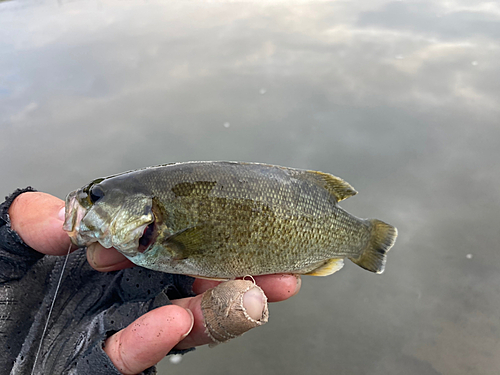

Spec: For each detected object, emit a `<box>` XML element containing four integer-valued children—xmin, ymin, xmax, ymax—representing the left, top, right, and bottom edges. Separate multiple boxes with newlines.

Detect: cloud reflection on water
<box><xmin>1</xmin><ymin>1</ymin><xmax>499</xmax><ymax>374</ymax></box>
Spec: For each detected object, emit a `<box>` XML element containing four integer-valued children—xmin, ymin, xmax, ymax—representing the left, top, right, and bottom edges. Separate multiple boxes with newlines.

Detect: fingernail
<box><xmin>293</xmin><ymin>275</ymin><xmax>302</xmax><ymax>296</ymax></box>
<box><xmin>87</xmin><ymin>243</ymin><xmax>131</xmax><ymax>270</ymax></box>
<box><xmin>242</xmin><ymin>287</ymin><xmax>266</xmax><ymax>320</ymax></box>
<box><xmin>181</xmin><ymin>309</ymin><xmax>194</xmax><ymax>339</ymax></box>
<box><xmin>58</xmin><ymin>207</ymin><xmax>66</xmax><ymax>222</ymax></box>
<box><xmin>87</xmin><ymin>243</ymin><xmax>97</xmax><ymax>267</ymax></box>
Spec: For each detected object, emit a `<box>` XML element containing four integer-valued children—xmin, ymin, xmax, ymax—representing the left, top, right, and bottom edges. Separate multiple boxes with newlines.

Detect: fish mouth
<box><xmin>138</xmin><ymin>220</ymin><xmax>156</xmax><ymax>253</ymax></box>
<box><xmin>63</xmin><ymin>190</ymin><xmax>157</xmax><ymax>255</ymax></box>
<box><xmin>63</xmin><ymin>190</ymin><xmax>89</xmax><ymax>246</ymax></box>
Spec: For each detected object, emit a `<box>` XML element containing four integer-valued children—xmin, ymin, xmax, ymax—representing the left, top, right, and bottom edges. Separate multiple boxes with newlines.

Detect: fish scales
<box><xmin>123</xmin><ymin>163</ymin><xmax>366</xmax><ymax>274</ymax></box>
<box><xmin>64</xmin><ymin>161</ymin><xmax>397</xmax><ymax>278</ymax></box>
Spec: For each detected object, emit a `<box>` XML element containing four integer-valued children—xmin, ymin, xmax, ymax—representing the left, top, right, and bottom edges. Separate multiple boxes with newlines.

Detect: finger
<box><xmin>191</xmin><ymin>279</ymin><xmax>221</xmax><ymax>295</ymax></box>
<box><xmin>104</xmin><ymin>305</ymin><xmax>194</xmax><ymax>375</ymax></box>
<box><xmin>192</xmin><ymin>274</ymin><xmax>301</xmax><ymax>302</ymax></box>
<box><xmin>8</xmin><ymin>192</ymin><xmax>75</xmax><ymax>255</ymax></box>
<box><xmin>86</xmin><ymin>243</ymin><xmax>135</xmax><ymax>272</ymax></box>
<box><xmin>173</xmin><ymin>280</ymin><xmax>268</xmax><ymax>350</ymax></box>
<box><xmin>253</xmin><ymin>274</ymin><xmax>301</xmax><ymax>302</ymax></box>
<box><xmin>170</xmin><ymin>294</ymin><xmax>209</xmax><ymax>349</ymax></box>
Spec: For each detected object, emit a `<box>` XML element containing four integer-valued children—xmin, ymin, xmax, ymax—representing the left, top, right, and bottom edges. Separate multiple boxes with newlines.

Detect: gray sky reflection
<box><xmin>1</xmin><ymin>0</ymin><xmax>499</xmax><ymax>374</ymax></box>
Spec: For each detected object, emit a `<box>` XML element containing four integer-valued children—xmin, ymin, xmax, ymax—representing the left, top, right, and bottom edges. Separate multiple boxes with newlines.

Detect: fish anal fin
<box><xmin>305</xmin><ymin>258</ymin><xmax>344</xmax><ymax>276</ymax></box>
<box><xmin>294</xmin><ymin>170</ymin><xmax>357</xmax><ymax>202</ymax></box>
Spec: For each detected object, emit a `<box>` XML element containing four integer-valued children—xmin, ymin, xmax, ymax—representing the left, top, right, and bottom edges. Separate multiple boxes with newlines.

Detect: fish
<box><xmin>63</xmin><ymin>161</ymin><xmax>397</xmax><ymax>279</ymax></box>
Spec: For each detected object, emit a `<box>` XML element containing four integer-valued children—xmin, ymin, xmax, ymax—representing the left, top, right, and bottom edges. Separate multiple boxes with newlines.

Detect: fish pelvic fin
<box><xmin>350</xmin><ymin>219</ymin><xmax>398</xmax><ymax>274</ymax></box>
<box><xmin>305</xmin><ymin>258</ymin><xmax>344</xmax><ymax>276</ymax></box>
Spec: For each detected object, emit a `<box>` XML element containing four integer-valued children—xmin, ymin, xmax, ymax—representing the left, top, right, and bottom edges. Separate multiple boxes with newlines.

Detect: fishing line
<box><xmin>31</xmin><ymin>243</ymin><xmax>72</xmax><ymax>375</ymax></box>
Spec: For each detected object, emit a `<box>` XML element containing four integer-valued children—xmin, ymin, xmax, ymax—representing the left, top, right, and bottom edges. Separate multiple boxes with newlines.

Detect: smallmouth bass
<box><xmin>63</xmin><ymin>161</ymin><xmax>397</xmax><ymax>279</ymax></box>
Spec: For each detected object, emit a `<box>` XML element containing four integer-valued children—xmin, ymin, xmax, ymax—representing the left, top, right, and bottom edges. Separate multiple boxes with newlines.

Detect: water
<box><xmin>1</xmin><ymin>1</ymin><xmax>499</xmax><ymax>374</ymax></box>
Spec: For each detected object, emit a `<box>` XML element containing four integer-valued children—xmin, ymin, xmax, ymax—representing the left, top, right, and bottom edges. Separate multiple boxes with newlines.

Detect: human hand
<box><xmin>9</xmin><ymin>192</ymin><xmax>301</xmax><ymax>374</ymax></box>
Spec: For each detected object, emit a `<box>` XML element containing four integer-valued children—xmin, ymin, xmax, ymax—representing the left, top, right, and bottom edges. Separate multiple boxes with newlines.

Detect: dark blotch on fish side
<box><xmin>171</xmin><ymin>181</ymin><xmax>217</xmax><ymax>198</ymax></box>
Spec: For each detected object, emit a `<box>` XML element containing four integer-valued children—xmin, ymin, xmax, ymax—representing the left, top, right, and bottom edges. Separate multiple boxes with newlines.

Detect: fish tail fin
<box><xmin>350</xmin><ymin>219</ymin><xmax>397</xmax><ymax>274</ymax></box>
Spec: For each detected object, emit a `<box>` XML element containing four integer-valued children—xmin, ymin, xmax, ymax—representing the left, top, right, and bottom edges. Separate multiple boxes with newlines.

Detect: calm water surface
<box><xmin>1</xmin><ymin>1</ymin><xmax>499</xmax><ymax>374</ymax></box>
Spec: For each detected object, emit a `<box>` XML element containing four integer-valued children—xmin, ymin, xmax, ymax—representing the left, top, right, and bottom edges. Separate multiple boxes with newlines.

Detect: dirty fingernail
<box><xmin>87</xmin><ymin>243</ymin><xmax>97</xmax><ymax>266</ymax></box>
<box><xmin>87</xmin><ymin>243</ymin><xmax>128</xmax><ymax>269</ymax></box>
<box><xmin>294</xmin><ymin>275</ymin><xmax>302</xmax><ymax>296</ymax></box>
<box><xmin>181</xmin><ymin>309</ymin><xmax>195</xmax><ymax>339</ymax></box>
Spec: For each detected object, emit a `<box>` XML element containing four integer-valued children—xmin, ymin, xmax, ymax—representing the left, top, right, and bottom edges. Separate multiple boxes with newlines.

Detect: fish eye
<box><xmin>89</xmin><ymin>185</ymin><xmax>105</xmax><ymax>203</ymax></box>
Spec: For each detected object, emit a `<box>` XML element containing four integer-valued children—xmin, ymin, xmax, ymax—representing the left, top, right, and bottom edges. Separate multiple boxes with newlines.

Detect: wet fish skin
<box><xmin>63</xmin><ymin>161</ymin><xmax>397</xmax><ymax>279</ymax></box>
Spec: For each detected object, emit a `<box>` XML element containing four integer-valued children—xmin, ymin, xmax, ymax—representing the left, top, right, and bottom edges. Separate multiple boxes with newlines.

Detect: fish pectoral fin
<box><xmin>294</xmin><ymin>170</ymin><xmax>357</xmax><ymax>202</ymax></box>
<box><xmin>305</xmin><ymin>258</ymin><xmax>344</xmax><ymax>276</ymax></box>
<box><xmin>164</xmin><ymin>224</ymin><xmax>210</xmax><ymax>260</ymax></box>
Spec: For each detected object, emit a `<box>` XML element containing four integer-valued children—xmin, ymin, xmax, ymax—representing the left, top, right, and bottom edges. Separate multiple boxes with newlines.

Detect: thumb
<box><xmin>9</xmin><ymin>192</ymin><xmax>73</xmax><ymax>255</ymax></box>
<box><xmin>104</xmin><ymin>305</ymin><xmax>194</xmax><ymax>375</ymax></box>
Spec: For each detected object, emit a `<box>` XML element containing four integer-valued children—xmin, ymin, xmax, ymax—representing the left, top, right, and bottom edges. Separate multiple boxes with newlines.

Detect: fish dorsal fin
<box><xmin>164</xmin><ymin>224</ymin><xmax>210</xmax><ymax>260</ymax></box>
<box><xmin>295</xmin><ymin>170</ymin><xmax>357</xmax><ymax>202</ymax></box>
<box><xmin>305</xmin><ymin>258</ymin><xmax>344</xmax><ymax>276</ymax></box>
